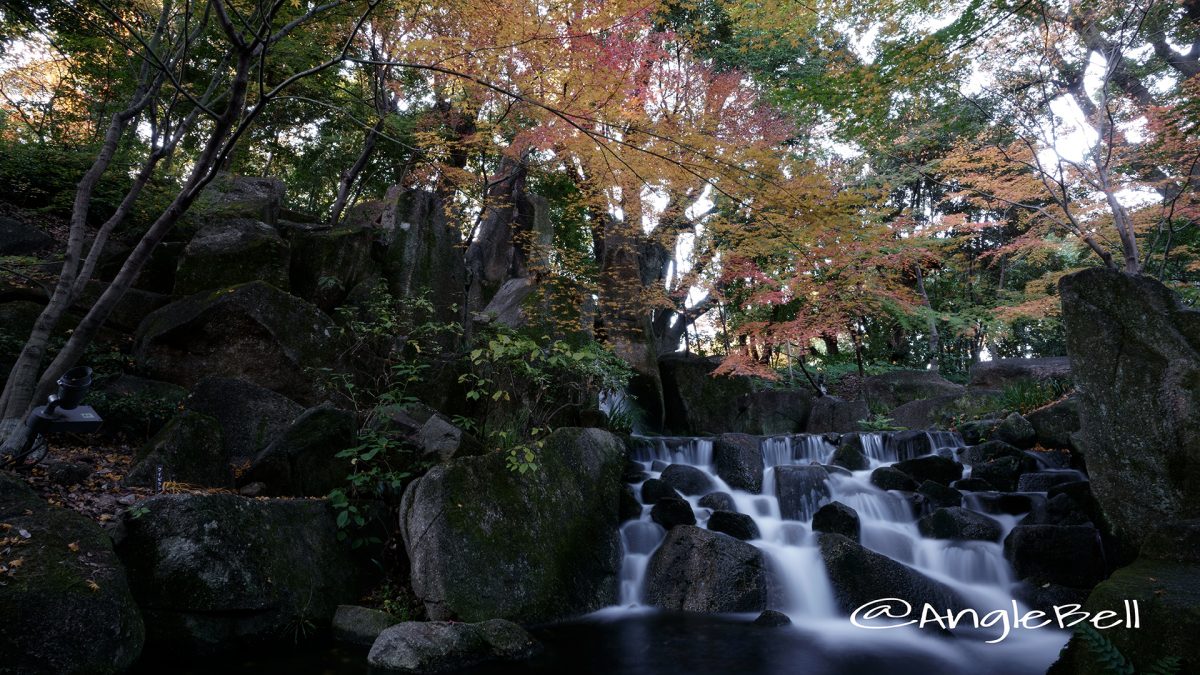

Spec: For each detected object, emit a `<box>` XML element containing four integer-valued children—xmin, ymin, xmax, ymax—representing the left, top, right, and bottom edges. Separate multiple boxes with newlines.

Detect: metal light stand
<box><xmin>2</xmin><ymin>366</ymin><xmax>104</xmax><ymax>469</ymax></box>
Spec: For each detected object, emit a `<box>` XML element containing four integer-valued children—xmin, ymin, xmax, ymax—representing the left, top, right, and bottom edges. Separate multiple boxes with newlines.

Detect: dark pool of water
<box><xmin>134</xmin><ymin>611</ymin><xmax>1065</xmax><ymax>675</ymax></box>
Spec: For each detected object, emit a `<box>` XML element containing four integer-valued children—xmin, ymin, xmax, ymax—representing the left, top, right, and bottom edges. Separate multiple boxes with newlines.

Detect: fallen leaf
<box><xmin>8</xmin><ymin>559</ymin><xmax>22</xmax><ymax>569</ymax></box>
<box><xmin>86</xmin><ymin>580</ymin><xmax>100</xmax><ymax>592</ymax></box>
<box><xmin>67</xmin><ymin>541</ymin><xmax>79</xmax><ymax>552</ymax></box>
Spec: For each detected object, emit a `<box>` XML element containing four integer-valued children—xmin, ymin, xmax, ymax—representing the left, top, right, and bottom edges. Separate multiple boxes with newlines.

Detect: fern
<box><xmin>1143</xmin><ymin>656</ymin><xmax>1182</xmax><ymax>675</ymax></box>
<box><xmin>1075</xmin><ymin>625</ymin><xmax>1135</xmax><ymax>675</ymax></box>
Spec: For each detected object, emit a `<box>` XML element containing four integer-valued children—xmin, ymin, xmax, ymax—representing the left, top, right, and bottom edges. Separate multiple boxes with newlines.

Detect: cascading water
<box><xmin>613</xmin><ymin>430</ymin><xmax>1071</xmax><ymax>674</ymax></box>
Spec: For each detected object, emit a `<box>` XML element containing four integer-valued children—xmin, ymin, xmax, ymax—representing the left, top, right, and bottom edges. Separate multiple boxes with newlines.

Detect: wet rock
<box><xmin>971</xmin><ymin>456</ymin><xmax>1028</xmax><ymax>492</ymax></box>
<box><xmin>994</xmin><ymin>412</ymin><xmax>1036</xmax><ymax>449</ymax></box>
<box><xmin>753</xmin><ymin>610</ymin><xmax>792</xmax><ymax>627</ymax></box>
<box><xmin>918</xmin><ymin>507</ymin><xmax>1003</xmax><ymax>542</ymax></box>
<box><xmin>619</xmin><ymin>486</ymin><xmax>642</xmax><ymax>523</ymax></box>
<box><xmin>870</xmin><ymin>466</ymin><xmax>918</xmax><ymax>492</ymax></box>
<box><xmin>0</xmin><ymin>472</ymin><xmax>144</xmax><ymax>674</ymax></box>
<box><xmin>641</xmin><ymin>478</ymin><xmax>681</xmax><ymax>505</ymax></box>
<box><xmin>819</xmin><ymin>533</ymin><xmax>967</xmax><ymax>615</ymax></box>
<box><xmin>333</xmin><ymin>605</ymin><xmax>397</xmax><ymax>647</ymax></box>
<box><xmin>883</xmin><ymin>430</ymin><xmax>945</xmax><ymax>462</ymax></box>
<box><xmin>812</xmin><ymin>501</ymin><xmax>860</xmax><ymax>541</ymax></box>
<box><xmin>713</xmin><ymin>434</ymin><xmax>764</xmax><ymax>493</ymax></box>
<box><xmin>367</xmin><ymin>619</ymin><xmax>539</xmax><ymax>673</ymax></box>
<box><xmin>651</xmin><ymin>497</ymin><xmax>697</xmax><ymax>530</ymax></box>
<box><xmin>958</xmin><ymin>439</ymin><xmax>1025</xmax><ymax>465</ymax></box>
<box><xmin>698</xmin><ymin>491</ymin><xmax>736</xmax><ymax>513</ymax></box>
<box><xmin>644</xmin><ymin>525</ymin><xmax>770</xmax><ymax>613</ymax></box>
<box><xmin>830</xmin><ymin>438</ymin><xmax>869</xmax><ymax>471</ymax></box>
<box><xmin>707</xmin><ymin>510</ymin><xmax>760</xmax><ymax>541</ymax></box>
<box><xmin>893</xmin><ymin>455</ymin><xmax>962</xmax><ymax>486</ymax></box>
<box><xmin>399</xmin><ymin>428</ymin><xmax>624</xmax><ymax>623</ymax></box>
<box><xmin>774</xmin><ymin>465</ymin><xmax>831</xmax><ymax>520</ymax></box>
<box><xmin>1003</xmin><ymin>524</ymin><xmax>1106</xmax><ymax>588</ymax></box>
<box><xmin>951</xmin><ymin>477</ymin><xmax>994</xmax><ymax>492</ymax></box>
<box><xmin>918</xmin><ymin>480</ymin><xmax>963</xmax><ymax>508</ymax></box>
<box><xmin>1025</xmin><ymin>493</ymin><xmax>1092</xmax><ymax>527</ymax></box>
<box><xmin>114</xmin><ymin>493</ymin><xmax>357</xmax><ymax>654</ymax></box>
<box><xmin>621</xmin><ymin>460</ymin><xmax>647</xmax><ymax>484</ymax></box>
<box><xmin>650</xmin><ymin>460</ymin><xmax>670</xmax><ymax>473</ymax></box>
<box><xmin>660</xmin><ymin>464</ymin><xmax>714</xmax><ymax>497</ymax></box>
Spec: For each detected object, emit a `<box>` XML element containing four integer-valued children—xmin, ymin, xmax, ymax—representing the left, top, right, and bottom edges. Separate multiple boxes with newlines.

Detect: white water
<box><xmin>615</xmin><ymin>432</ymin><xmax>1070</xmax><ymax>672</ymax></box>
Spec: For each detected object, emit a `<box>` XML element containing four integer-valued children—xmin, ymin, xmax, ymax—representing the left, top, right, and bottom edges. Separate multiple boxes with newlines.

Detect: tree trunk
<box><xmin>914</xmin><ymin>264</ymin><xmax>940</xmax><ymax>372</ymax></box>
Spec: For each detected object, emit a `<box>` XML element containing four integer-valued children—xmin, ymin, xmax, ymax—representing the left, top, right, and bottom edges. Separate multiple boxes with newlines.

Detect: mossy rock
<box><xmin>659</xmin><ymin>353</ymin><xmax>756</xmax><ymax>435</ymax></box>
<box><xmin>133</xmin><ymin>281</ymin><xmax>345</xmax><ymax>405</ymax></box>
<box><xmin>0</xmin><ymin>472</ymin><xmax>144</xmax><ymax>674</ymax></box>
<box><xmin>288</xmin><ymin>225</ymin><xmax>378</xmax><ymax>312</ymax></box>
<box><xmin>399</xmin><ymin>427</ymin><xmax>625</xmax><ymax>623</ymax></box>
<box><xmin>173</xmin><ymin>219</ymin><xmax>290</xmax><ymax>295</ymax></box>
<box><xmin>125</xmin><ymin>410</ymin><xmax>229</xmax><ymax>489</ymax></box>
<box><xmin>113</xmin><ymin>493</ymin><xmax>359</xmax><ymax>655</ymax></box>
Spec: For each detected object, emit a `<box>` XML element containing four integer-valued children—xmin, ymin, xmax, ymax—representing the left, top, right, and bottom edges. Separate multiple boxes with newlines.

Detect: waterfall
<box><xmin>616</xmin><ymin>430</ymin><xmax>1069</xmax><ymax>669</ymax></box>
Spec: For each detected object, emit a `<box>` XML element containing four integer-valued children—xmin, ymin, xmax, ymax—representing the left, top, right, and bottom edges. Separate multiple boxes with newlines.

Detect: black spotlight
<box><xmin>2</xmin><ymin>366</ymin><xmax>104</xmax><ymax>468</ymax></box>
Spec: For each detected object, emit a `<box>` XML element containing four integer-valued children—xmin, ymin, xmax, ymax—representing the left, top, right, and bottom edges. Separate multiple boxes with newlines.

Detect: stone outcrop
<box><xmin>643</xmin><ymin>525</ymin><xmax>771</xmax><ymax>613</ymax></box>
<box><xmin>399</xmin><ymin>428</ymin><xmax>625</xmax><ymax>623</ymax></box>
<box><xmin>1059</xmin><ymin>268</ymin><xmax>1200</xmax><ymax>548</ymax></box>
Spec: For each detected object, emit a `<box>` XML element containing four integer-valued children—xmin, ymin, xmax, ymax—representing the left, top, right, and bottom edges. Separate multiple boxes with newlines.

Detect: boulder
<box><xmin>1018</xmin><ymin>471</ymin><xmax>1087</xmax><ymax>493</ymax></box>
<box><xmin>918</xmin><ymin>480</ymin><xmax>963</xmax><ymax>509</ymax></box>
<box><xmin>1003</xmin><ymin>524</ymin><xmax>1106</xmax><ymax>588</ymax></box>
<box><xmin>417</xmin><ymin>415</ymin><xmax>484</xmax><ymax>463</ymax></box>
<box><xmin>698</xmin><ymin>491</ymin><xmax>736</xmax><ymax>512</ymax></box>
<box><xmin>134</xmin><ymin>283</ymin><xmax>343</xmax><ymax>405</ymax></box>
<box><xmin>971</xmin><ymin>456</ymin><xmax>1028</xmax><ymax>492</ymax></box>
<box><xmin>893</xmin><ymin>455</ymin><xmax>963</xmax><ymax>486</ymax></box>
<box><xmin>475</xmin><ymin>277</ymin><xmax>536</xmax><ymax>328</ymax></box>
<box><xmin>732</xmin><ymin>389</ymin><xmax>814</xmax><ymax>435</ymax></box>
<box><xmin>367</xmin><ymin>619</ymin><xmax>539</xmax><ymax>673</ymax></box>
<box><xmin>805</xmin><ymin>396</ymin><xmax>869</xmax><ymax>434</ymax></box>
<box><xmin>713</xmin><ymin>434</ymin><xmax>764</xmax><ymax>493</ymax></box>
<box><xmin>753</xmin><ymin>610</ymin><xmax>792</xmax><ymax>627</ymax></box>
<box><xmin>619</xmin><ymin>486</ymin><xmax>642</xmax><ymax>523</ymax></box>
<box><xmin>90</xmin><ymin>374</ymin><xmax>188</xmax><ymax>439</ymax></box>
<box><xmin>774</xmin><ymin>465</ymin><xmax>831</xmax><ymax>520</ymax></box>
<box><xmin>1025</xmin><ymin>395</ymin><xmax>1080</xmax><ymax>449</ymax></box>
<box><xmin>951</xmin><ymin>477</ymin><xmax>994</xmax><ymax>492</ymax></box>
<box><xmin>888</xmin><ymin>394</ymin><xmax>961</xmax><ymax>430</ymax></box>
<box><xmin>706</xmin><ymin>510</ymin><xmax>760</xmax><ymax>540</ymax></box>
<box><xmin>819</xmin><ymin>534</ymin><xmax>966</xmax><ymax>615</ymax></box>
<box><xmin>993</xmin><ymin>412</ymin><xmax>1036</xmax><ymax>448</ymax></box>
<box><xmin>399</xmin><ymin>428</ymin><xmax>624</xmax><ymax>623</ymax></box>
<box><xmin>1059</xmin><ymin>268</ymin><xmax>1200</xmax><ymax>548</ymax></box>
<box><xmin>882</xmin><ymin>430</ymin><xmax>943</xmax><ymax>462</ymax></box>
<box><xmin>641</xmin><ymin>478</ymin><xmax>680</xmax><ymax>505</ymax></box>
<box><xmin>957</xmin><ymin>418</ymin><xmax>1001</xmax><ymax>445</ymax></box>
<box><xmin>660</xmin><ymin>464</ymin><xmax>714</xmax><ymax>496</ymax></box>
<box><xmin>113</xmin><ymin>493</ymin><xmax>358</xmax><ymax>654</ymax></box>
<box><xmin>870</xmin><ymin>466</ymin><xmax>918</xmax><ymax>492</ymax></box>
<box><xmin>968</xmin><ymin>356</ymin><xmax>1071</xmax><ymax>388</ymax></box>
<box><xmin>644</xmin><ymin>525</ymin><xmax>771</xmax><ymax>613</ymax></box>
<box><xmin>829</xmin><ymin>440</ymin><xmax>869</xmax><ymax>471</ymax></box>
<box><xmin>0</xmin><ymin>472</ymin><xmax>144</xmax><ymax>674</ymax></box>
<box><xmin>651</xmin><ymin>497</ymin><xmax>697</xmax><ymax>530</ymax></box>
<box><xmin>288</xmin><ymin>225</ymin><xmax>377</xmax><ymax>312</ymax></box>
<box><xmin>183</xmin><ymin>377</ymin><xmax>304</xmax><ymax>462</ymax></box>
<box><xmin>1025</xmin><ymin>493</ymin><xmax>1093</xmax><ymax>527</ymax></box>
<box><xmin>861</xmin><ymin>370</ymin><xmax>965</xmax><ymax>409</ymax></box>
<box><xmin>242</xmin><ymin>404</ymin><xmax>357</xmax><ymax>497</ymax></box>
<box><xmin>659</xmin><ymin>353</ymin><xmax>755</xmax><ymax>435</ymax></box>
<box><xmin>0</xmin><ymin>216</ymin><xmax>53</xmax><ymax>255</ymax></box>
<box><xmin>124</xmin><ymin>411</ymin><xmax>228</xmax><ymax>488</ymax></box>
<box><xmin>187</xmin><ymin>174</ymin><xmax>285</xmax><ymax>226</ymax></box>
<box><xmin>812</xmin><ymin>501</ymin><xmax>860</xmax><ymax>541</ymax></box>
<box><xmin>173</xmin><ymin>219</ymin><xmax>290</xmax><ymax>295</ymax></box>
<box><xmin>917</xmin><ymin>507</ymin><xmax>1003</xmax><ymax>541</ymax></box>
<box><xmin>332</xmin><ymin>605</ymin><xmax>397</xmax><ymax>647</ymax></box>
<box><xmin>346</xmin><ymin>189</ymin><xmax>466</xmax><ymax>327</ymax></box>
<box><xmin>1050</xmin><ymin>520</ymin><xmax>1200</xmax><ymax>675</ymax></box>
<box><xmin>958</xmin><ymin>439</ymin><xmax>1025</xmax><ymax>465</ymax></box>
